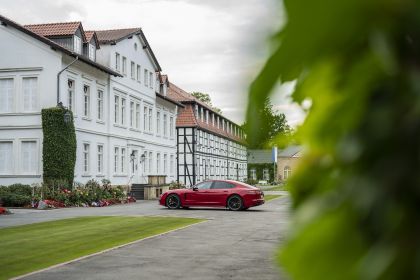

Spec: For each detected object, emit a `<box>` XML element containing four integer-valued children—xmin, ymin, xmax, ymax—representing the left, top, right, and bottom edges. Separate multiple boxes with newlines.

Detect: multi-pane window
<box><xmin>148</xmin><ymin>151</ymin><xmax>153</xmax><ymax>173</ymax></box>
<box><xmin>83</xmin><ymin>85</ymin><xmax>90</xmax><ymax>118</ymax></box>
<box><xmin>131</xmin><ymin>61</ymin><xmax>135</xmax><ymax>79</ymax></box>
<box><xmin>284</xmin><ymin>166</ymin><xmax>291</xmax><ymax>180</ymax></box>
<box><xmin>170</xmin><ymin>155</ymin><xmax>174</xmax><ymax>174</ymax></box>
<box><xmin>149</xmin><ymin>72</ymin><xmax>153</xmax><ymax>89</ymax></box>
<box><xmin>83</xmin><ymin>143</ymin><xmax>90</xmax><ymax>174</ymax></box>
<box><xmin>156</xmin><ymin>153</ymin><xmax>160</xmax><ymax>174</ymax></box>
<box><xmin>136</xmin><ymin>65</ymin><xmax>141</xmax><ymax>81</ymax></box>
<box><xmin>97</xmin><ymin>90</ymin><xmax>103</xmax><ymax>121</ymax></box>
<box><xmin>144</xmin><ymin>69</ymin><xmax>148</xmax><ymax>86</ymax></box>
<box><xmin>122</xmin><ymin>56</ymin><xmax>127</xmax><ymax>75</ymax></box>
<box><xmin>130</xmin><ymin>101</ymin><xmax>135</xmax><ymax>127</ymax></box>
<box><xmin>0</xmin><ymin>78</ymin><xmax>14</xmax><ymax>113</ymax></box>
<box><xmin>143</xmin><ymin>106</ymin><xmax>148</xmax><ymax>131</ymax></box>
<box><xmin>0</xmin><ymin>142</ymin><xmax>13</xmax><ymax>174</ymax></box>
<box><xmin>115</xmin><ymin>53</ymin><xmax>120</xmax><ymax>71</ymax></box>
<box><xmin>114</xmin><ymin>96</ymin><xmax>120</xmax><ymax>124</ymax></box>
<box><xmin>135</xmin><ymin>103</ymin><xmax>140</xmax><ymax>129</ymax></box>
<box><xmin>114</xmin><ymin>147</ymin><xmax>119</xmax><ymax>173</ymax></box>
<box><xmin>169</xmin><ymin>117</ymin><xmax>174</xmax><ymax>138</ymax></box>
<box><xmin>21</xmin><ymin>141</ymin><xmax>37</xmax><ymax>174</ymax></box>
<box><xmin>163</xmin><ymin>154</ymin><xmax>167</xmax><ymax>173</ymax></box>
<box><xmin>263</xmin><ymin>168</ymin><xmax>270</xmax><ymax>181</ymax></box>
<box><xmin>121</xmin><ymin>148</ymin><xmax>126</xmax><ymax>173</ymax></box>
<box><xmin>89</xmin><ymin>44</ymin><xmax>95</xmax><ymax>60</ymax></box>
<box><xmin>67</xmin><ymin>79</ymin><xmax>75</xmax><ymax>112</ymax></box>
<box><xmin>121</xmin><ymin>98</ymin><xmax>126</xmax><ymax>125</ymax></box>
<box><xmin>74</xmin><ymin>36</ymin><xmax>81</xmax><ymax>54</ymax></box>
<box><xmin>22</xmin><ymin>77</ymin><xmax>38</xmax><ymax>112</ymax></box>
<box><xmin>148</xmin><ymin>108</ymin><xmax>153</xmax><ymax>132</ymax></box>
<box><xmin>156</xmin><ymin>111</ymin><xmax>161</xmax><ymax>135</ymax></box>
<box><xmin>97</xmin><ymin>145</ymin><xmax>103</xmax><ymax>174</ymax></box>
<box><xmin>163</xmin><ymin>114</ymin><xmax>167</xmax><ymax>137</ymax></box>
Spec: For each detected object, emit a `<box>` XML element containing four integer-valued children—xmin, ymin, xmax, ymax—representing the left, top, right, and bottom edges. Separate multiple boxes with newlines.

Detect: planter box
<box><xmin>143</xmin><ymin>185</ymin><xmax>170</xmax><ymax>200</ymax></box>
<box><xmin>147</xmin><ymin>175</ymin><xmax>167</xmax><ymax>186</ymax></box>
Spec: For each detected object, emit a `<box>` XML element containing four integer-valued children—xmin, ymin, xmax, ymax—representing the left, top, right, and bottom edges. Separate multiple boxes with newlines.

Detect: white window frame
<box><xmin>83</xmin><ymin>142</ymin><xmax>90</xmax><ymax>175</ymax></box>
<box><xmin>121</xmin><ymin>97</ymin><xmax>126</xmax><ymax>126</ymax></box>
<box><xmin>149</xmin><ymin>72</ymin><xmax>153</xmax><ymax>89</ymax></box>
<box><xmin>97</xmin><ymin>89</ymin><xmax>104</xmax><ymax>121</ymax></box>
<box><xmin>144</xmin><ymin>69</ymin><xmax>149</xmax><ymax>86</ymax></box>
<box><xmin>83</xmin><ymin>84</ymin><xmax>90</xmax><ymax>118</ymax></box>
<box><xmin>20</xmin><ymin>139</ymin><xmax>39</xmax><ymax>175</ymax></box>
<box><xmin>115</xmin><ymin>52</ymin><xmax>121</xmax><ymax>71</ymax></box>
<box><xmin>67</xmin><ymin>79</ymin><xmax>75</xmax><ymax>113</ymax></box>
<box><xmin>148</xmin><ymin>107</ymin><xmax>153</xmax><ymax>132</ymax></box>
<box><xmin>156</xmin><ymin>111</ymin><xmax>161</xmax><ymax>135</ymax></box>
<box><xmin>122</xmin><ymin>56</ymin><xmax>127</xmax><ymax>76</ymax></box>
<box><xmin>74</xmin><ymin>36</ymin><xmax>81</xmax><ymax>54</ymax></box>
<box><xmin>0</xmin><ymin>77</ymin><xmax>15</xmax><ymax>113</ymax></box>
<box><xmin>121</xmin><ymin>147</ymin><xmax>126</xmax><ymax>174</ymax></box>
<box><xmin>169</xmin><ymin>116</ymin><xmax>174</xmax><ymax>138</ymax></box>
<box><xmin>0</xmin><ymin>140</ymin><xmax>14</xmax><ymax>175</ymax></box>
<box><xmin>136</xmin><ymin>65</ymin><xmax>141</xmax><ymax>82</ymax></box>
<box><xmin>163</xmin><ymin>154</ymin><xmax>167</xmax><ymax>173</ymax></box>
<box><xmin>114</xmin><ymin>95</ymin><xmax>120</xmax><ymax>124</ymax></box>
<box><xmin>89</xmin><ymin>44</ymin><xmax>95</xmax><ymax>60</ymax></box>
<box><xmin>22</xmin><ymin>76</ymin><xmax>38</xmax><ymax>112</ymax></box>
<box><xmin>131</xmin><ymin>61</ymin><xmax>135</xmax><ymax>79</ymax></box>
<box><xmin>143</xmin><ymin>105</ymin><xmax>148</xmax><ymax>131</ymax></box>
<box><xmin>156</xmin><ymin>153</ymin><xmax>160</xmax><ymax>174</ymax></box>
<box><xmin>97</xmin><ymin>144</ymin><xmax>104</xmax><ymax>174</ymax></box>
<box><xmin>163</xmin><ymin>114</ymin><xmax>168</xmax><ymax>137</ymax></box>
<box><xmin>135</xmin><ymin>103</ymin><xmax>140</xmax><ymax>129</ymax></box>
<box><xmin>114</xmin><ymin>147</ymin><xmax>120</xmax><ymax>174</ymax></box>
<box><xmin>130</xmin><ymin>101</ymin><xmax>135</xmax><ymax>127</ymax></box>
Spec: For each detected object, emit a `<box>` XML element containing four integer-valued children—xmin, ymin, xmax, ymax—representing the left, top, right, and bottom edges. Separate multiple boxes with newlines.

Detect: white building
<box><xmin>0</xmin><ymin>15</ymin><xmax>181</xmax><ymax>186</ymax></box>
<box><xmin>167</xmin><ymin>82</ymin><xmax>248</xmax><ymax>186</ymax></box>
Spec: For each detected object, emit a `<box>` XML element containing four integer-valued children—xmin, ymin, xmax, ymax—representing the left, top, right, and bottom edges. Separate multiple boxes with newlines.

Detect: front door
<box><xmin>131</xmin><ymin>150</ymin><xmax>141</xmax><ymax>184</ymax></box>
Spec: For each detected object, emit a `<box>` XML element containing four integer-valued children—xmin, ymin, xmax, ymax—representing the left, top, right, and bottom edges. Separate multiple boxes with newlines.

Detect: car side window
<box><xmin>211</xmin><ymin>182</ymin><xmax>235</xmax><ymax>189</ymax></box>
<box><xmin>195</xmin><ymin>181</ymin><xmax>213</xmax><ymax>190</ymax></box>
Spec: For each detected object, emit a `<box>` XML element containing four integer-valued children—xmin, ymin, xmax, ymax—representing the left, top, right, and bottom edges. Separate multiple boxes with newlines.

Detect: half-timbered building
<box><xmin>167</xmin><ymin>82</ymin><xmax>247</xmax><ymax>186</ymax></box>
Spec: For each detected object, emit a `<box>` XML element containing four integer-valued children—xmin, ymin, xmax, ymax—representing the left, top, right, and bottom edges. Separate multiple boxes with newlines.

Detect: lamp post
<box><xmin>63</xmin><ymin>110</ymin><xmax>72</xmax><ymax>124</ymax></box>
<box><xmin>130</xmin><ymin>151</ymin><xmax>136</xmax><ymax>174</ymax></box>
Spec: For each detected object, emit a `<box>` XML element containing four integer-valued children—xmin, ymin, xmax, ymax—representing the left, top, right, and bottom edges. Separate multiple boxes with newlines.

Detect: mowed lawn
<box><xmin>0</xmin><ymin>216</ymin><xmax>203</xmax><ymax>280</ymax></box>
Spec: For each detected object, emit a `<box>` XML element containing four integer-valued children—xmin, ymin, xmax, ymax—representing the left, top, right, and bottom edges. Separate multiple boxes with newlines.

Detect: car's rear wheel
<box><xmin>166</xmin><ymin>194</ymin><xmax>181</xmax><ymax>209</ymax></box>
<box><xmin>227</xmin><ymin>195</ymin><xmax>243</xmax><ymax>211</ymax></box>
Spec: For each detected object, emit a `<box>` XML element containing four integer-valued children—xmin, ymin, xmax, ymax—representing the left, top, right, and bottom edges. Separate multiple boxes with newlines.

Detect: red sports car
<box><xmin>159</xmin><ymin>180</ymin><xmax>265</xmax><ymax>211</ymax></box>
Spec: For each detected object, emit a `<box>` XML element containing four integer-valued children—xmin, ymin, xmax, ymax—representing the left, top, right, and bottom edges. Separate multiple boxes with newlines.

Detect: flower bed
<box><xmin>0</xmin><ymin>179</ymin><xmax>136</xmax><ymax>209</ymax></box>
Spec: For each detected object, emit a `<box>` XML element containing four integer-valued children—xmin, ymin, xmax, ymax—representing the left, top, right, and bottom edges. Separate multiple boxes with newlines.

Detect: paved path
<box><xmin>1</xmin><ymin>196</ymin><xmax>290</xmax><ymax>280</ymax></box>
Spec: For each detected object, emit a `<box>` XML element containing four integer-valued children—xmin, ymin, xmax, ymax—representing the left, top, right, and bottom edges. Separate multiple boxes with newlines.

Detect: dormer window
<box><xmin>74</xmin><ymin>36</ymin><xmax>81</xmax><ymax>54</ymax></box>
<box><xmin>88</xmin><ymin>44</ymin><xmax>95</xmax><ymax>61</ymax></box>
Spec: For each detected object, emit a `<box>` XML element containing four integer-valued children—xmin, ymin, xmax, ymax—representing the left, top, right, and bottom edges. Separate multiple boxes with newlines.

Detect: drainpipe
<box><xmin>57</xmin><ymin>56</ymin><xmax>79</xmax><ymax>106</ymax></box>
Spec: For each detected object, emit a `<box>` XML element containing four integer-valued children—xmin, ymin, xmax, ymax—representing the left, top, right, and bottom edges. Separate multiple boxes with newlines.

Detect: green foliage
<box><xmin>247</xmin><ymin>163</ymin><xmax>276</xmax><ymax>182</ymax></box>
<box><xmin>244</xmin><ymin>98</ymin><xmax>290</xmax><ymax>148</ymax></box>
<box><xmin>41</xmin><ymin>107</ymin><xmax>76</xmax><ymax>186</ymax></box>
<box><xmin>0</xmin><ymin>185</ymin><xmax>32</xmax><ymax>207</ymax></box>
<box><xmin>246</xmin><ymin>0</ymin><xmax>420</xmax><ymax>279</ymax></box>
<box><xmin>191</xmin><ymin>91</ymin><xmax>222</xmax><ymax>114</ymax></box>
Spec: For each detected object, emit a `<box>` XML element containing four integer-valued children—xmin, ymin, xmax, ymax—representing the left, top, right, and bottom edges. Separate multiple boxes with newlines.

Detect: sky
<box><xmin>0</xmin><ymin>0</ymin><xmax>305</xmax><ymax>126</ymax></box>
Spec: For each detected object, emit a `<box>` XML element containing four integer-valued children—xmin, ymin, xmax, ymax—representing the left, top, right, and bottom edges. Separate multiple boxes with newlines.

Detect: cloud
<box><xmin>0</xmin><ymin>0</ymin><xmax>302</xmax><ymax>125</ymax></box>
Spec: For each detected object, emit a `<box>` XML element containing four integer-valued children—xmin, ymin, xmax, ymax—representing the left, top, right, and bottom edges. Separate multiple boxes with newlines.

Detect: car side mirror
<box><xmin>192</xmin><ymin>186</ymin><xmax>198</xmax><ymax>191</ymax></box>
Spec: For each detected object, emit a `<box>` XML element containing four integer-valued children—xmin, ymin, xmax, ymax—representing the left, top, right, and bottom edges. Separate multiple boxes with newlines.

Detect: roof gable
<box><xmin>24</xmin><ymin>22</ymin><xmax>87</xmax><ymax>41</ymax></box>
<box><xmin>95</xmin><ymin>28</ymin><xmax>161</xmax><ymax>71</ymax></box>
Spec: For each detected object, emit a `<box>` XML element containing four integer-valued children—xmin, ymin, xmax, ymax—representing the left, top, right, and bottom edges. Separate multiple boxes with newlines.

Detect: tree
<box><xmin>246</xmin><ymin>0</ymin><xmax>420</xmax><ymax>279</ymax></box>
<box><xmin>191</xmin><ymin>91</ymin><xmax>222</xmax><ymax>114</ymax></box>
<box><xmin>243</xmin><ymin>97</ymin><xmax>290</xmax><ymax>149</ymax></box>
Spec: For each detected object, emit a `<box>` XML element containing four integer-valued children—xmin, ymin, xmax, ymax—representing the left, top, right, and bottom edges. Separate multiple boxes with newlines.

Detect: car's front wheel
<box><xmin>166</xmin><ymin>194</ymin><xmax>181</xmax><ymax>209</ymax></box>
<box><xmin>227</xmin><ymin>195</ymin><xmax>243</xmax><ymax>211</ymax></box>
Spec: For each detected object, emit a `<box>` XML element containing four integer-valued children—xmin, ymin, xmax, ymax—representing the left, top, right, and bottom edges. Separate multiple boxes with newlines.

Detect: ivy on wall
<box><xmin>247</xmin><ymin>163</ymin><xmax>276</xmax><ymax>182</ymax></box>
<box><xmin>41</xmin><ymin>107</ymin><xmax>76</xmax><ymax>186</ymax></box>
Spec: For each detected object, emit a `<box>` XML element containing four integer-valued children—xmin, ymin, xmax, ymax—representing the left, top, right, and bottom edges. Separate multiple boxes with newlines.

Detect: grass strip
<box><xmin>0</xmin><ymin>216</ymin><xmax>203</xmax><ymax>279</ymax></box>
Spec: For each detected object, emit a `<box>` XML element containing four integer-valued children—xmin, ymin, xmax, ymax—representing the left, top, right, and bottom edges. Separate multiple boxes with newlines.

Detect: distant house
<box><xmin>277</xmin><ymin>145</ymin><xmax>302</xmax><ymax>182</ymax></box>
<box><xmin>247</xmin><ymin>149</ymin><xmax>276</xmax><ymax>183</ymax></box>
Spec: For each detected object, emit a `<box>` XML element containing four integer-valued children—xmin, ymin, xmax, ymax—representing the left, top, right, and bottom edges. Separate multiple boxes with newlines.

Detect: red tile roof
<box><xmin>24</xmin><ymin>22</ymin><xmax>84</xmax><ymax>38</ymax></box>
<box><xmin>167</xmin><ymin>82</ymin><xmax>245</xmax><ymax>144</ymax></box>
<box><xmin>95</xmin><ymin>28</ymin><xmax>140</xmax><ymax>44</ymax></box>
<box><xmin>84</xmin><ymin>31</ymin><xmax>95</xmax><ymax>41</ymax></box>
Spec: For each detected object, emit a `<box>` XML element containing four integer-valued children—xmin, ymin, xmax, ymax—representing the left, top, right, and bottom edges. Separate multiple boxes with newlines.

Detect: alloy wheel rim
<box><xmin>167</xmin><ymin>196</ymin><xmax>179</xmax><ymax>208</ymax></box>
<box><xmin>229</xmin><ymin>197</ymin><xmax>241</xmax><ymax>210</ymax></box>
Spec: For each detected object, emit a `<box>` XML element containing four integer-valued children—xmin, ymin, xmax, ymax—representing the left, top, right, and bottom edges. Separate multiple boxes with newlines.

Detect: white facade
<box><xmin>0</xmin><ymin>20</ymin><xmax>177</xmax><ymax>186</ymax></box>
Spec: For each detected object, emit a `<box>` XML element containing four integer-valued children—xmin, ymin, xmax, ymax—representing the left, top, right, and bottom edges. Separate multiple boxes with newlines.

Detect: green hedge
<box><xmin>0</xmin><ymin>184</ymin><xmax>32</xmax><ymax>207</ymax></box>
<box><xmin>42</xmin><ymin>107</ymin><xmax>76</xmax><ymax>186</ymax></box>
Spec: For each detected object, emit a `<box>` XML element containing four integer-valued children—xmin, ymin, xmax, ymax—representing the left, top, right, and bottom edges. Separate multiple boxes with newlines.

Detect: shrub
<box><xmin>7</xmin><ymin>184</ymin><xmax>32</xmax><ymax>196</ymax></box>
<box><xmin>1</xmin><ymin>193</ymin><xmax>31</xmax><ymax>207</ymax></box>
<box><xmin>42</xmin><ymin>107</ymin><xmax>76</xmax><ymax>186</ymax></box>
